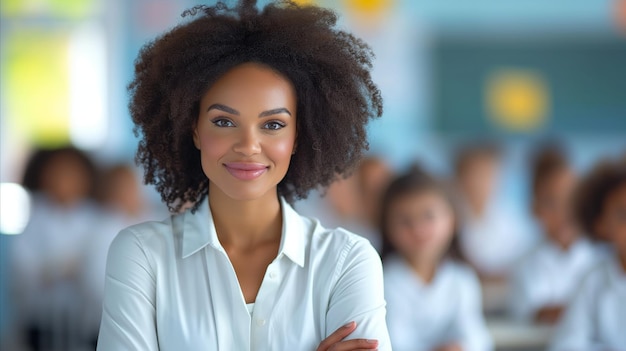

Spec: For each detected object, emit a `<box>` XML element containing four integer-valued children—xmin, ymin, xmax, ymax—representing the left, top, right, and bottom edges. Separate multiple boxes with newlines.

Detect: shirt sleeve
<box><xmin>97</xmin><ymin>228</ymin><xmax>159</xmax><ymax>351</ymax></box>
<box><xmin>325</xmin><ymin>238</ymin><xmax>392</xmax><ymax>351</ymax></box>
<box><xmin>452</xmin><ymin>268</ymin><xmax>494</xmax><ymax>351</ymax></box>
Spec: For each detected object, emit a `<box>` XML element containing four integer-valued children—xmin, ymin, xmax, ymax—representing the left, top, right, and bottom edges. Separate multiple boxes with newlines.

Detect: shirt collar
<box><xmin>181</xmin><ymin>196</ymin><xmax>306</xmax><ymax>267</ymax></box>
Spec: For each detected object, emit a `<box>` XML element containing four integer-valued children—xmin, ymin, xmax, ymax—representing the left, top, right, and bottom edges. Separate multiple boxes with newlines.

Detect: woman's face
<box><xmin>194</xmin><ymin>62</ymin><xmax>297</xmax><ymax>202</ymax></box>
<box><xmin>387</xmin><ymin>191</ymin><xmax>456</xmax><ymax>263</ymax></box>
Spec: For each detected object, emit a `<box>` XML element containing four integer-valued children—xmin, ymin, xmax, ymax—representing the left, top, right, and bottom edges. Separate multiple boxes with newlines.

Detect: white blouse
<box><xmin>549</xmin><ymin>255</ymin><xmax>626</xmax><ymax>351</ymax></box>
<box><xmin>384</xmin><ymin>256</ymin><xmax>493</xmax><ymax>351</ymax></box>
<box><xmin>510</xmin><ymin>238</ymin><xmax>601</xmax><ymax>322</ymax></box>
<box><xmin>97</xmin><ymin>197</ymin><xmax>390</xmax><ymax>351</ymax></box>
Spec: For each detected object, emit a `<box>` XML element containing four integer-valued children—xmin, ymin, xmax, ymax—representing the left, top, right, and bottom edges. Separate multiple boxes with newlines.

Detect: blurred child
<box><xmin>510</xmin><ymin>145</ymin><xmax>600</xmax><ymax>324</ymax></box>
<box><xmin>453</xmin><ymin>143</ymin><xmax>532</xmax><ymax>280</ymax></box>
<box><xmin>11</xmin><ymin>146</ymin><xmax>99</xmax><ymax>351</ymax></box>
<box><xmin>81</xmin><ymin>164</ymin><xmax>157</xmax><ymax>347</ymax></box>
<box><xmin>358</xmin><ymin>156</ymin><xmax>393</xmax><ymax>227</ymax></box>
<box><xmin>382</xmin><ymin>166</ymin><xmax>493</xmax><ymax>351</ymax></box>
<box><xmin>549</xmin><ymin>157</ymin><xmax>626</xmax><ymax>350</ymax></box>
<box><xmin>295</xmin><ymin>166</ymin><xmax>383</xmax><ymax>250</ymax></box>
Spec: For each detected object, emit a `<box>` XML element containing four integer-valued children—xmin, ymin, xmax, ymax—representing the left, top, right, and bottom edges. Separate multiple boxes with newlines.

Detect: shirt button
<box><xmin>269</xmin><ymin>272</ymin><xmax>277</xmax><ymax>279</ymax></box>
<box><xmin>256</xmin><ymin>318</ymin><xmax>266</xmax><ymax>326</ymax></box>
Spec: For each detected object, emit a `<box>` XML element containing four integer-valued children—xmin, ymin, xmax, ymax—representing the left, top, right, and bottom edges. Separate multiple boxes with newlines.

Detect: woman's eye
<box><xmin>212</xmin><ymin>118</ymin><xmax>235</xmax><ymax>127</ymax></box>
<box><xmin>263</xmin><ymin>121</ymin><xmax>285</xmax><ymax>130</ymax></box>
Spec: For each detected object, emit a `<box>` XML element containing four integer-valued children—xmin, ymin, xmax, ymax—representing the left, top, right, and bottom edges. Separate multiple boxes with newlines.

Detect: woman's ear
<box><xmin>192</xmin><ymin>124</ymin><xmax>200</xmax><ymax>150</ymax></box>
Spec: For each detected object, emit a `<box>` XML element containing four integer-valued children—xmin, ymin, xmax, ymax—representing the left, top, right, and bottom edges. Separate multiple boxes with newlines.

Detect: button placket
<box><xmin>250</xmin><ymin>260</ymin><xmax>282</xmax><ymax>350</ymax></box>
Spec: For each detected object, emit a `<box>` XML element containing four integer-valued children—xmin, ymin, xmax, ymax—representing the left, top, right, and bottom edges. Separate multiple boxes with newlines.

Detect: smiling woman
<box><xmin>193</xmin><ymin>63</ymin><xmax>298</xmax><ymax>202</ymax></box>
<box><xmin>96</xmin><ymin>1</ymin><xmax>389</xmax><ymax>350</ymax></box>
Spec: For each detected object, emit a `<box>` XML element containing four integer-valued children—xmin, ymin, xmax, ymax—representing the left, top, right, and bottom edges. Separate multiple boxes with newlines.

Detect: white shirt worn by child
<box><xmin>459</xmin><ymin>203</ymin><xmax>535</xmax><ymax>277</ymax></box>
<box><xmin>510</xmin><ymin>237</ymin><xmax>601</xmax><ymax>322</ymax></box>
<box><xmin>97</xmin><ymin>197</ymin><xmax>391</xmax><ymax>351</ymax></box>
<box><xmin>11</xmin><ymin>194</ymin><xmax>99</xmax><ymax>325</ymax></box>
<box><xmin>384</xmin><ymin>255</ymin><xmax>493</xmax><ymax>351</ymax></box>
<box><xmin>549</xmin><ymin>254</ymin><xmax>626</xmax><ymax>351</ymax></box>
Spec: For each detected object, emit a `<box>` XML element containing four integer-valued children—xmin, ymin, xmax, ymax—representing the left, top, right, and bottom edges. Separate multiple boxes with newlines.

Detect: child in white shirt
<box><xmin>382</xmin><ymin>166</ymin><xmax>493</xmax><ymax>351</ymax></box>
<box><xmin>511</xmin><ymin>145</ymin><xmax>600</xmax><ymax>324</ymax></box>
<box><xmin>550</xmin><ymin>157</ymin><xmax>626</xmax><ymax>351</ymax></box>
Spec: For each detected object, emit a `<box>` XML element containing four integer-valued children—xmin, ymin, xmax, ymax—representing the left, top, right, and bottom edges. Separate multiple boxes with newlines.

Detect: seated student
<box><xmin>550</xmin><ymin>157</ymin><xmax>626</xmax><ymax>351</ymax></box>
<box><xmin>453</xmin><ymin>143</ymin><xmax>532</xmax><ymax>281</ymax></box>
<box><xmin>11</xmin><ymin>146</ymin><xmax>99</xmax><ymax>351</ymax></box>
<box><xmin>510</xmin><ymin>145</ymin><xmax>600</xmax><ymax>324</ymax></box>
<box><xmin>382</xmin><ymin>166</ymin><xmax>493</xmax><ymax>351</ymax></box>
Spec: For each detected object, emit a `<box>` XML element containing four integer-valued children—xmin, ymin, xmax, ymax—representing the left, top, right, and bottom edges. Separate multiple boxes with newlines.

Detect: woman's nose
<box><xmin>232</xmin><ymin>128</ymin><xmax>261</xmax><ymax>156</ymax></box>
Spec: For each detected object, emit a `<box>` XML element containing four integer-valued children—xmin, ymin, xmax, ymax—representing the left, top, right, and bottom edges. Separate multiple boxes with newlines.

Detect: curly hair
<box><xmin>574</xmin><ymin>156</ymin><xmax>626</xmax><ymax>238</ymax></box>
<box><xmin>129</xmin><ymin>0</ymin><xmax>383</xmax><ymax>212</ymax></box>
<box><xmin>379</xmin><ymin>164</ymin><xmax>464</xmax><ymax>262</ymax></box>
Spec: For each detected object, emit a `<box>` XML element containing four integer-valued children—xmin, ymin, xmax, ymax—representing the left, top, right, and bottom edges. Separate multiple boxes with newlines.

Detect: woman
<box><xmin>97</xmin><ymin>1</ymin><xmax>390</xmax><ymax>350</ymax></box>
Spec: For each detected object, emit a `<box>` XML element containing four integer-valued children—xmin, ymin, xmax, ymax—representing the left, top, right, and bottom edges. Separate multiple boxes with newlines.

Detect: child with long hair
<box><xmin>382</xmin><ymin>166</ymin><xmax>492</xmax><ymax>351</ymax></box>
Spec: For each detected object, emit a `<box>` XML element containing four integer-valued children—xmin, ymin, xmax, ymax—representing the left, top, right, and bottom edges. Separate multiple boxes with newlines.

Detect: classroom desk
<box><xmin>487</xmin><ymin>317</ymin><xmax>555</xmax><ymax>351</ymax></box>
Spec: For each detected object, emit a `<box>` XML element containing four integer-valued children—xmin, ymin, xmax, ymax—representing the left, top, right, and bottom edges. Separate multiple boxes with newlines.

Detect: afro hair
<box><xmin>129</xmin><ymin>0</ymin><xmax>383</xmax><ymax>212</ymax></box>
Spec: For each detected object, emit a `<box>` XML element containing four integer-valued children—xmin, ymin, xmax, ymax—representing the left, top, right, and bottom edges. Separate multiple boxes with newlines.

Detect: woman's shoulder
<box><xmin>295</xmin><ymin>213</ymin><xmax>381</xmax><ymax>277</ymax></box>
<box><xmin>306</xmin><ymin>216</ymin><xmax>377</xmax><ymax>257</ymax></box>
<box><xmin>108</xmin><ymin>214</ymin><xmax>178</xmax><ymax>258</ymax></box>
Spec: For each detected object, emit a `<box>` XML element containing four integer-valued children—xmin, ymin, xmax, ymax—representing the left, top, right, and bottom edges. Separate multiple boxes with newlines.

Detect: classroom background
<box><xmin>1</xmin><ymin>0</ymin><xmax>625</xmax><ymax>350</ymax></box>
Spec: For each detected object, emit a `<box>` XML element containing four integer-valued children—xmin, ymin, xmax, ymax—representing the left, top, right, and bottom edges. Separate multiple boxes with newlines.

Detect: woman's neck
<box><xmin>208</xmin><ymin>186</ymin><xmax>282</xmax><ymax>250</ymax></box>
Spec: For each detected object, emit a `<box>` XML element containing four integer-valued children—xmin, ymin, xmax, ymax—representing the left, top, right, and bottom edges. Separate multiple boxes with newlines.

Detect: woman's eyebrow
<box><xmin>207</xmin><ymin>104</ymin><xmax>239</xmax><ymax>115</ymax></box>
<box><xmin>259</xmin><ymin>108</ymin><xmax>292</xmax><ymax>117</ymax></box>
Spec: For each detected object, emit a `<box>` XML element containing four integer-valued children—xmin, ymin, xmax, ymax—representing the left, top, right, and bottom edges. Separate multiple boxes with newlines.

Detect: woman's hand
<box><xmin>316</xmin><ymin>321</ymin><xmax>379</xmax><ymax>351</ymax></box>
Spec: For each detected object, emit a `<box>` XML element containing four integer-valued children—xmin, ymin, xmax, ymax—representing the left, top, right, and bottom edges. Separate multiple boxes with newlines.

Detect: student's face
<box><xmin>534</xmin><ymin>168</ymin><xmax>578</xmax><ymax>246</ymax></box>
<box><xmin>360</xmin><ymin>160</ymin><xmax>392</xmax><ymax>222</ymax></box>
<box><xmin>194</xmin><ymin>62</ymin><xmax>297</xmax><ymax>202</ymax></box>
<box><xmin>597</xmin><ymin>183</ymin><xmax>626</xmax><ymax>257</ymax></box>
<box><xmin>458</xmin><ymin>156</ymin><xmax>500</xmax><ymax>208</ymax></box>
<box><xmin>41</xmin><ymin>153</ymin><xmax>91</xmax><ymax>206</ymax></box>
<box><xmin>387</xmin><ymin>191</ymin><xmax>455</xmax><ymax>262</ymax></box>
<box><xmin>108</xmin><ymin>169</ymin><xmax>143</xmax><ymax>216</ymax></box>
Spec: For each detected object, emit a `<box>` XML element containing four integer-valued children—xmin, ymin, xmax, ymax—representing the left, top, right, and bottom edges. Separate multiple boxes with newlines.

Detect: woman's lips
<box><xmin>223</xmin><ymin>162</ymin><xmax>268</xmax><ymax>181</ymax></box>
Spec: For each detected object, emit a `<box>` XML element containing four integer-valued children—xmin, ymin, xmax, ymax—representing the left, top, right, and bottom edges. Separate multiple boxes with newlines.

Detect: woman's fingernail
<box><xmin>343</xmin><ymin>321</ymin><xmax>355</xmax><ymax>328</ymax></box>
<box><xmin>366</xmin><ymin>339</ymin><xmax>378</xmax><ymax>344</ymax></box>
